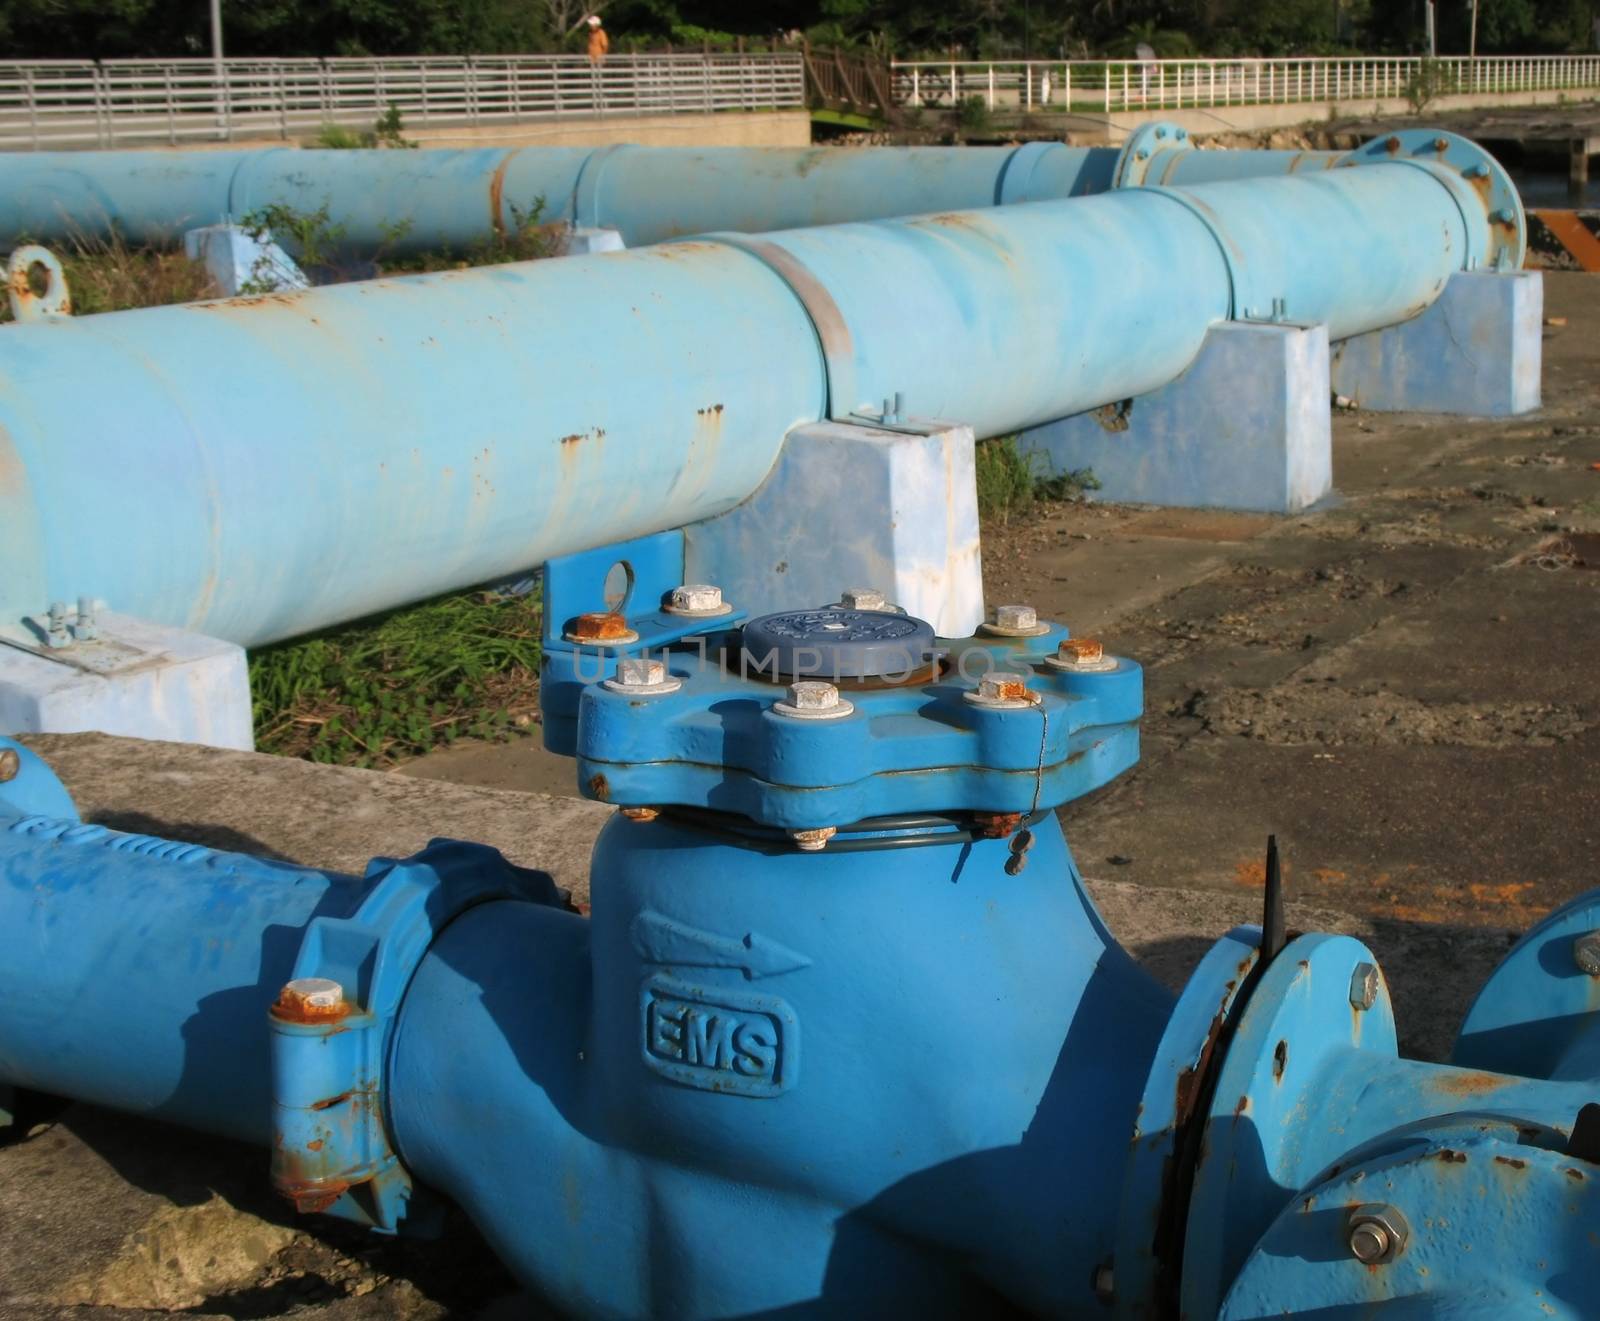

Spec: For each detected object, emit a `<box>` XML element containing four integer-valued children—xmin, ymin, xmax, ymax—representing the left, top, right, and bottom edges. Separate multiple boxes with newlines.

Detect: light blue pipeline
<box><xmin>0</xmin><ymin>138</ymin><xmax>1522</xmax><ymax>648</ymax></box>
<box><xmin>2</xmin><ymin>573</ymin><xmax>1597</xmax><ymax>1316</ymax></box>
<box><xmin>0</xmin><ymin>129</ymin><xmax>1346</xmax><ymax>254</ymax></box>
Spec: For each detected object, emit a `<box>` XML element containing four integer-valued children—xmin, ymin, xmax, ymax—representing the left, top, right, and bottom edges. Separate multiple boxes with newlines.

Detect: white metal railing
<box><xmin>891</xmin><ymin>55</ymin><xmax>1600</xmax><ymax>115</ymax></box>
<box><xmin>0</xmin><ymin>53</ymin><xmax>806</xmax><ymax>150</ymax></box>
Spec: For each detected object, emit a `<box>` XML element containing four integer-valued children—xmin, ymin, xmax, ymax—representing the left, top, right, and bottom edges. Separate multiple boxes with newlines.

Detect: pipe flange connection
<box><xmin>1345</xmin><ymin>129</ymin><xmax>1527</xmax><ymax>272</ymax></box>
<box><xmin>1112</xmin><ymin>120</ymin><xmax>1193</xmax><ymax>189</ymax></box>
<box><xmin>978</xmin><ymin>604</ymin><xmax>1051</xmax><ymax>639</ymax></box>
<box><xmin>773</xmin><ymin>680</ymin><xmax>855</xmax><ymax>721</ymax></box>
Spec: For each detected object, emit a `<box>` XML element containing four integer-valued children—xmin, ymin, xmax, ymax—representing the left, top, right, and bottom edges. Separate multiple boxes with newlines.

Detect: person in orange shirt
<box><xmin>586</xmin><ymin>15</ymin><xmax>610</xmax><ymax>66</ymax></box>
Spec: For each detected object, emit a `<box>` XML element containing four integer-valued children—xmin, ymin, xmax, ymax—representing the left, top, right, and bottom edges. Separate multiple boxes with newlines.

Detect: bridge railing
<box><xmin>891</xmin><ymin>54</ymin><xmax>1600</xmax><ymax>115</ymax></box>
<box><xmin>0</xmin><ymin>52</ymin><xmax>806</xmax><ymax>149</ymax></box>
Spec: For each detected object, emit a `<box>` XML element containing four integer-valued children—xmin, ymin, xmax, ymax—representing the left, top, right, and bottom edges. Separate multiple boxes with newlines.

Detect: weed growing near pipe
<box><xmin>249</xmin><ymin>584</ymin><xmax>543</xmax><ymax>768</ymax></box>
<box><xmin>976</xmin><ymin>435</ymin><xmax>1099</xmax><ymax>523</ymax></box>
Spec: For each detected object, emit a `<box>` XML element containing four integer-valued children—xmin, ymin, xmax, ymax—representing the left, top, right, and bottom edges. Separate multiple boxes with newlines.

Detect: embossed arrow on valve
<box><xmin>631</xmin><ymin>909</ymin><xmax>812</xmax><ymax>980</ymax></box>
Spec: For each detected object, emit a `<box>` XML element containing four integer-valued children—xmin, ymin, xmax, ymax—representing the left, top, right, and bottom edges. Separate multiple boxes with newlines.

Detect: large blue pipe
<box><xmin>0</xmin><ymin>156</ymin><xmax>1498</xmax><ymax>647</ymax></box>
<box><xmin>0</xmin><ymin>139</ymin><xmax>1346</xmax><ymax>254</ymax></box>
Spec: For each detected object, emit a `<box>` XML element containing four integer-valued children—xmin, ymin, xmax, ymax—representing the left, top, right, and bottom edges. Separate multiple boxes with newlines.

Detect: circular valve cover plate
<box><xmin>741</xmin><ymin>608</ymin><xmax>937</xmax><ymax>681</ymax></box>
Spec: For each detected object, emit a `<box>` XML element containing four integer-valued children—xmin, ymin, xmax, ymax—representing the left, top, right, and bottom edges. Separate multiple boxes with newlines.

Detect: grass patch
<box><xmin>976</xmin><ymin>435</ymin><xmax>1100</xmax><ymax>523</ymax></box>
<box><xmin>249</xmin><ymin>585</ymin><xmax>543</xmax><ymax>768</ymax></box>
<box><xmin>0</xmin><ymin>231</ymin><xmax>217</xmax><ymax>321</ymax></box>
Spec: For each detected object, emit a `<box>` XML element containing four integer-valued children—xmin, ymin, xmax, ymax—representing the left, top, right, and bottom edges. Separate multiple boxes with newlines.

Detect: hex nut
<box><xmin>839</xmin><ymin>588</ymin><xmax>887</xmax><ymax>611</ymax></box>
<box><xmin>664</xmin><ymin>583</ymin><xmax>732</xmax><ymax>617</ymax></box>
<box><xmin>274</xmin><ymin>977</ymin><xmax>349</xmax><ymax>1022</ymax></box>
<box><xmin>980</xmin><ymin>604</ymin><xmax>1050</xmax><ymax>638</ymax></box>
<box><xmin>566</xmin><ymin>611</ymin><xmax>639</xmax><ymax>645</ymax></box>
<box><xmin>0</xmin><ymin>747</ymin><xmax>18</xmax><ymax>784</ymax></box>
<box><xmin>790</xmin><ymin>826</ymin><xmax>837</xmax><ymax>852</ymax></box>
<box><xmin>773</xmin><ymin>680</ymin><xmax>854</xmax><ymax>721</ymax></box>
<box><xmin>1349</xmin><ymin>962</ymin><xmax>1380</xmax><ymax>1011</ymax></box>
<box><xmin>1046</xmin><ymin>637</ymin><xmax>1117</xmax><ymax>673</ymax></box>
<box><xmin>602</xmin><ymin>656</ymin><xmax>681</xmax><ymax>696</ymax></box>
<box><xmin>964</xmin><ymin>672</ymin><xmax>1039</xmax><ymax>709</ymax></box>
<box><xmin>1346</xmin><ymin>1204</ymin><xmax>1408</xmax><ymax>1265</ymax></box>
<box><xmin>1574</xmin><ymin>931</ymin><xmax>1600</xmax><ymax>976</ymax></box>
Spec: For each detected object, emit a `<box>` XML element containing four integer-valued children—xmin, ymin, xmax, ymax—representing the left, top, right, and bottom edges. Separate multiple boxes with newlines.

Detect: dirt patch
<box><xmin>1182</xmin><ymin>685</ymin><xmax>1593</xmax><ymax>748</ymax></box>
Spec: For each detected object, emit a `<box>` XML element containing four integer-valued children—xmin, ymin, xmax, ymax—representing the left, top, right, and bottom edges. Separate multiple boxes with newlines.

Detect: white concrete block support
<box><xmin>566</xmin><ymin>226</ymin><xmax>625</xmax><ymax>255</ymax></box>
<box><xmin>0</xmin><ymin>611</ymin><xmax>253</xmax><ymax>750</ymax></box>
<box><xmin>683</xmin><ymin>418</ymin><xmax>984</xmax><ymax>638</ymax></box>
<box><xmin>184</xmin><ymin>223</ymin><xmax>309</xmax><ymax>297</ymax></box>
<box><xmin>1018</xmin><ymin>320</ymin><xmax>1334</xmax><ymax>514</ymax></box>
<box><xmin>1329</xmin><ymin>270</ymin><xmax>1542</xmax><ymax>417</ymax></box>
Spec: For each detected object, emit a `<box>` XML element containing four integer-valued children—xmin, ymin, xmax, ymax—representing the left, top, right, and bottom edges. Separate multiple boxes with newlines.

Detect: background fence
<box><xmin>0</xmin><ymin>53</ymin><xmax>806</xmax><ymax>149</ymax></box>
<box><xmin>891</xmin><ymin>54</ymin><xmax>1600</xmax><ymax>115</ymax></box>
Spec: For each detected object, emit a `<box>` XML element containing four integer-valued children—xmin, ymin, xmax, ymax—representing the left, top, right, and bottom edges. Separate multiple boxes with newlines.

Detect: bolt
<box><xmin>791</xmin><ymin>826</ymin><xmax>837</xmax><ymax>852</ymax></box>
<box><xmin>45</xmin><ymin>601</ymin><xmax>71</xmax><ymax>649</ymax></box>
<box><xmin>1464</xmin><ymin>163</ymin><xmax>1488</xmax><ymax>179</ymax></box>
<box><xmin>603</xmin><ymin>656</ymin><xmax>681</xmax><ymax>696</ymax></box>
<box><xmin>968</xmin><ymin>671</ymin><xmax>1037</xmax><ymax>708</ymax></box>
<box><xmin>1155</xmin><ymin>126</ymin><xmax>1167</xmax><ymax>139</ymax></box>
<box><xmin>1349</xmin><ymin>962</ymin><xmax>1379</xmax><ymax>1010</ymax></box>
<box><xmin>1573</xmin><ymin>931</ymin><xmax>1600</xmax><ymax>976</ymax></box>
<box><xmin>1135</xmin><ymin>148</ymin><xmax>1150</xmax><ymax>161</ymax></box>
<box><xmin>666</xmin><ymin>583</ymin><xmax>728</xmax><ymax>616</ymax></box>
<box><xmin>620</xmin><ymin>806</ymin><xmax>660</xmax><ymax>822</ymax></box>
<box><xmin>74</xmin><ymin>595</ymin><xmax>98</xmax><ymax>642</ymax></box>
<box><xmin>995</xmin><ymin>604</ymin><xmax>1037</xmax><ymax>632</ymax></box>
<box><xmin>839</xmin><ymin>588</ymin><xmax>888</xmax><ymax>611</ymax></box>
<box><xmin>1043</xmin><ymin>633</ymin><xmax>1107</xmax><ymax>668</ymax></box>
<box><xmin>617</xmin><ymin>658</ymin><xmax>666</xmax><ymax>687</ymax></box>
<box><xmin>1432</xmin><ymin>136</ymin><xmax>1450</xmax><ymax>152</ymax></box>
<box><xmin>0</xmin><ymin>747</ymin><xmax>19</xmax><ymax>783</ymax></box>
<box><xmin>1385</xmin><ymin>135</ymin><xmax>1401</xmax><ymax>154</ymax></box>
<box><xmin>568</xmin><ymin>611</ymin><xmax>638</xmax><ymax>644</ymax></box>
<box><xmin>1491</xmin><ymin>207</ymin><xmax>1515</xmax><ymax>225</ymax></box>
<box><xmin>1176</xmin><ymin>128</ymin><xmax>1187</xmax><ymax>139</ymax></box>
<box><xmin>774</xmin><ymin>680</ymin><xmax>854</xmax><ymax>721</ymax></box>
<box><xmin>274</xmin><ymin>977</ymin><xmax>349</xmax><ymax>1022</ymax></box>
<box><xmin>1092</xmin><ymin>1263</ymin><xmax>1115</xmax><ymax>1300</ymax></box>
<box><xmin>1346</xmin><ymin>1204</ymin><xmax>1408</xmax><ymax>1265</ymax></box>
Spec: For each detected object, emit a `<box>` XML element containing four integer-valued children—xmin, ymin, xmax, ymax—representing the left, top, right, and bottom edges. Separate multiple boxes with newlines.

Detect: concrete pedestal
<box><xmin>184</xmin><ymin>224</ymin><xmax>308</xmax><ymax>297</ymax></box>
<box><xmin>1330</xmin><ymin>270</ymin><xmax>1542</xmax><ymax>417</ymax></box>
<box><xmin>0</xmin><ymin>612</ymin><xmax>252</xmax><ymax>749</ymax></box>
<box><xmin>684</xmin><ymin>418</ymin><xmax>984</xmax><ymax>637</ymax></box>
<box><xmin>1018</xmin><ymin>321</ymin><xmax>1333</xmax><ymax>514</ymax></box>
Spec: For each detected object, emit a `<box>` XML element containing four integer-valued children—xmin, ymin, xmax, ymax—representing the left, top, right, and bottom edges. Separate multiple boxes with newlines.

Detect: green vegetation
<box><xmin>309</xmin><ymin>103</ymin><xmax>418</xmax><ymax>149</ymax></box>
<box><xmin>975</xmin><ymin>435</ymin><xmax>1100</xmax><ymax>524</ymax></box>
<box><xmin>0</xmin><ymin>232</ymin><xmax>216</xmax><ymax>322</ymax></box>
<box><xmin>250</xmin><ymin>585</ymin><xmax>543</xmax><ymax>767</ymax></box>
<box><xmin>1402</xmin><ymin>57</ymin><xmax>1459</xmax><ymax>114</ymax></box>
<box><xmin>6</xmin><ymin>0</ymin><xmax>1597</xmax><ymax>62</ymax></box>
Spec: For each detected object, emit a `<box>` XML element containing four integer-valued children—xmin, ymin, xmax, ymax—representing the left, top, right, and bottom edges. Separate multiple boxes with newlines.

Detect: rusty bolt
<box><xmin>275</xmin><ymin>977</ymin><xmax>348</xmax><ymax>1021</ymax></box>
<box><xmin>966</xmin><ymin>672</ymin><xmax>1037</xmax><ymax>709</ymax></box>
<box><xmin>839</xmin><ymin>588</ymin><xmax>888</xmax><ymax>611</ymax></box>
<box><xmin>1573</xmin><ymin>932</ymin><xmax>1600</xmax><ymax>976</ymax></box>
<box><xmin>1349</xmin><ymin>962</ymin><xmax>1380</xmax><ymax>1011</ymax></box>
<box><xmin>665</xmin><ymin>583</ymin><xmax>729</xmax><ymax>616</ymax></box>
<box><xmin>1432</xmin><ymin>137</ymin><xmax>1450</xmax><ymax>153</ymax></box>
<box><xmin>1347</xmin><ymin>1204</ymin><xmax>1408</xmax><ymax>1265</ymax></box>
<box><xmin>1385</xmin><ymin>135</ymin><xmax>1401</xmax><ymax>154</ymax></box>
<box><xmin>1047</xmin><ymin>637</ymin><xmax>1114</xmax><ymax>673</ymax></box>
<box><xmin>790</xmin><ymin>826</ymin><xmax>837</xmax><ymax>852</ymax></box>
<box><xmin>0</xmin><ymin>747</ymin><xmax>19</xmax><ymax>783</ymax></box>
<box><xmin>620</xmin><ymin>806</ymin><xmax>660</xmax><ymax>822</ymax></box>
<box><xmin>774</xmin><ymin>680</ymin><xmax>854</xmax><ymax>721</ymax></box>
<box><xmin>567</xmin><ymin>611</ymin><xmax>637</xmax><ymax>644</ymax></box>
